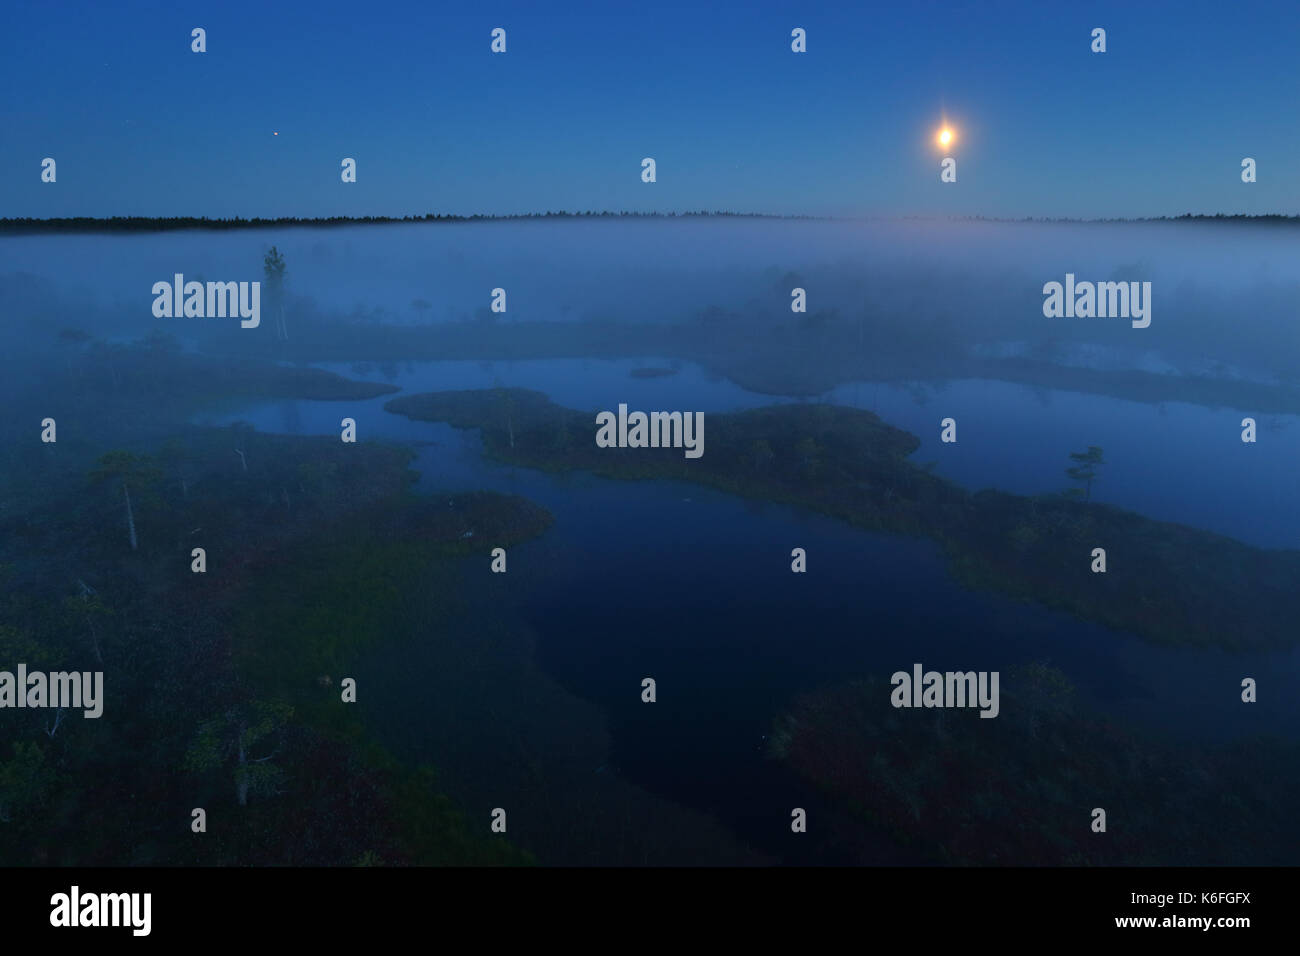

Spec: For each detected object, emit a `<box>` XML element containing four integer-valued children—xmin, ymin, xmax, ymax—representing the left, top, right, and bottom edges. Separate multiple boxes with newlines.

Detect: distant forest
<box><xmin>1</xmin><ymin>212</ymin><xmax>1298</xmax><ymax>234</ymax></box>
<box><xmin>0</xmin><ymin>212</ymin><xmax>803</xmax><ymax>234</ymax></box>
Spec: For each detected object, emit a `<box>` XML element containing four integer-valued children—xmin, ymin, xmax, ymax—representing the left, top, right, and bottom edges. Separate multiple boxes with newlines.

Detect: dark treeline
<box><xmin>0</xmin><ymin>212</ymin><xmax>814</xmax><ymax>235</ymax></box>
<box><xmin>952</xmin><ymin>213</ymin><xmax>1300</xmax><ymax>226</ymax></box>
<box><xmin>2</xmin><ymin>212</ymin><xmax>1298</xmax><ymax>234</ymax></box>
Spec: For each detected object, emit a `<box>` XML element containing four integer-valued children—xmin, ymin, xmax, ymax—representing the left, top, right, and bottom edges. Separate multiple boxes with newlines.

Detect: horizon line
<box><xmin>2</xmin><ymin>211</ymin><xmax>1299</xmax><ymax>233</ymax></box>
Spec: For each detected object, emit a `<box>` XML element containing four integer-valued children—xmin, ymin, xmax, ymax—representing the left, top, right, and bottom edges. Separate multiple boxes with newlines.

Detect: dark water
<box><xmin>193</xmin><ymin>357</ymin><xmax>1300</xmax><ymax>862</ymax></box>
<box><xmin>218</xmin><ymin>357</ymin><xmax>1300</xmax><ymax>548</ymax></box>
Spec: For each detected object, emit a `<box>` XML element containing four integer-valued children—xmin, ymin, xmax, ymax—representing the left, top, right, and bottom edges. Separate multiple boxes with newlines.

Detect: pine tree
<box><xmin>263</xmin><ymin>246</ymin><xmax>288</xmax><ymax>340</ymax></box>
<box><xmin>1065</xmin><ymin>446</ymin><xmax>1106</xmax><ymax>500</ymax></box>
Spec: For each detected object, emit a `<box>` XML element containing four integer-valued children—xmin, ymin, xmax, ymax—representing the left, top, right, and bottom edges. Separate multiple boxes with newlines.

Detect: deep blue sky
<box><xmin>3</xmin><ymin>0</ymin><xmax>1298</xmax><ymax>219</ymax></box>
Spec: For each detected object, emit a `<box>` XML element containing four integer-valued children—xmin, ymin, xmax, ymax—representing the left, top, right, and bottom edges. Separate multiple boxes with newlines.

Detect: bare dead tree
<box><xmin>44</xmin><ymin>708</ymin><xmax>66</xmax><ymax>739</ymax></box>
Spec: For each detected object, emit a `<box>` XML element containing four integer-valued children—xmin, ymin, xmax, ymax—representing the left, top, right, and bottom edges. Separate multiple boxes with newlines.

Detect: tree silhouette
<box><xmin>185</xmin><ymin>700</ymin><xmax>293</xmax><ymax>807</ymax></box>
<box><xmin>1065</xmin><ymin>446</ymin><xmax>1106</xmax><ymax>500</ymax></box>
<box><xmin>263</xmin><ymin>246</ymin><xmax>288</xmax><ymax>340</ymax></box>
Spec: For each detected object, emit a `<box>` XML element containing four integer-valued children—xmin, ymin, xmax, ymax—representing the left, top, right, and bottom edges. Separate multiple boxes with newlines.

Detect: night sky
<box><xmin>3</xmin><ymin>0</ymin><xmax>1298</xmax><ymax>219</ymax></box>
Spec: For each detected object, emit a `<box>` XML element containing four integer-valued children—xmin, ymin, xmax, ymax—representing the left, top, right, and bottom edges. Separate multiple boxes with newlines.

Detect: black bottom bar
<box><xmin>0</xmin><ymin>866</ymin><xmax>1275</xmax><ymax>942</ymax></box>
